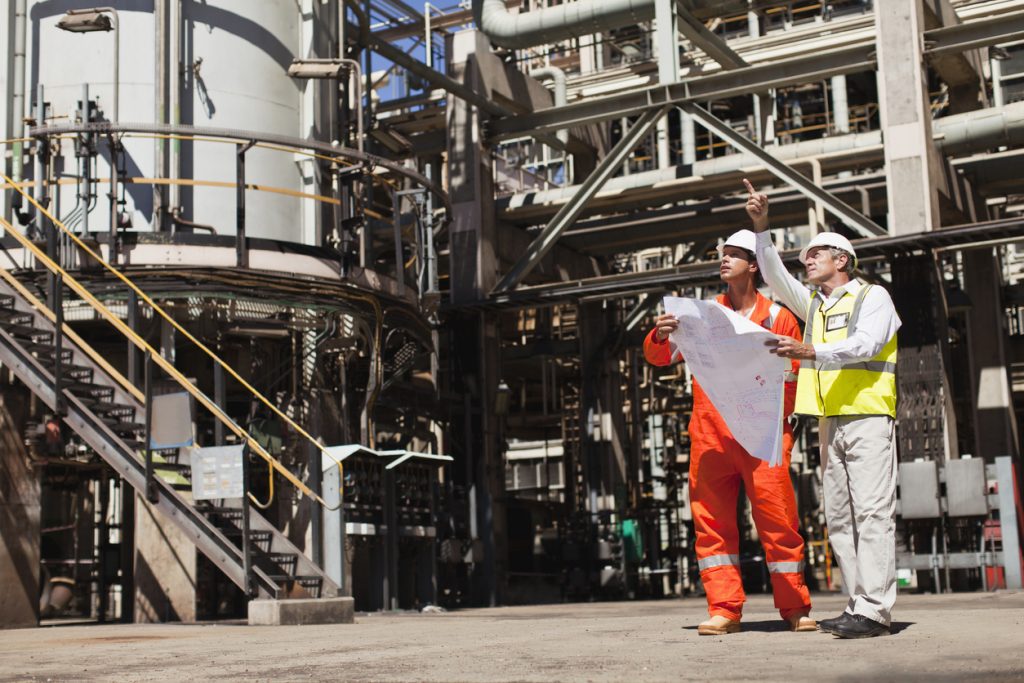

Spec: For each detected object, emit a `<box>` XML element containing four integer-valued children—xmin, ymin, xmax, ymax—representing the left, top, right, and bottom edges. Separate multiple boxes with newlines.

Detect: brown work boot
<box><xmin>786</xmin><ymin>612</ymin><xmax>817</xmax><ymax>632</ymax></box>
<box><xmin>697</xmin><ymin>614</ymin><xmax>741</xmax><ymax>635</ymax></box>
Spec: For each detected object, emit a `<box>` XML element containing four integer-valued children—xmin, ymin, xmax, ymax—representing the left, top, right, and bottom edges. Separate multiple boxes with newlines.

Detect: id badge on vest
<box><xmin>825</xmin><ymin>312</ymin><xmax>850</xmax><ymax>332</ymax></box>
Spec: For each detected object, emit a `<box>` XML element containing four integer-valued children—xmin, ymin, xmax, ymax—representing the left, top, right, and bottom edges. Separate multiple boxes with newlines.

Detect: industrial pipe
<box><xmin>473</xmin><ymin>0</ymin><xmax>655</xmax><ymax>50</ymax></box>
<box><xmin>529</xmin><ymin>66</ymin><xmax>568</xmax><ymax>145</ymax></box>
<box><xmin>500</xmin><ymin>100</ymin><xmax>1024</xmax><ymax>212</ymax></box>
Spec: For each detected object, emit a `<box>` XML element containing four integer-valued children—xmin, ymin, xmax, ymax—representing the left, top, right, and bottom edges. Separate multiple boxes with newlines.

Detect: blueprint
<box><xmin>663</xmin><ymin>296</ymin><xmax>790</xmax><ymax>466</ymax></box>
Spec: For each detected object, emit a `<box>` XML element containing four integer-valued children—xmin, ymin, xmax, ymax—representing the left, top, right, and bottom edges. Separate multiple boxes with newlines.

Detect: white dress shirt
<box><xmin>754</xmin><ymin>231</ymin><xmax>901</xmax><ymax>365</ymax></box>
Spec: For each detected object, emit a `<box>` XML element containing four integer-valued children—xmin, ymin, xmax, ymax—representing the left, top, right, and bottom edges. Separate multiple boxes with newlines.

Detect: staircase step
<box><xmin>67</xmin><ymin>366</ymin><xmax>94</xmax><ymax>382</ymax></box>
<box><xmin>32</xmin><ymin>346</ymin><xmax>74</xmax><ymax>362</ymax></box>
<box><xmin>90</xmin><ymin>403</ymin><xmax>137</xmax><ymax>419</ymax></box>
<box><xmin>0</xmin><ymin>311</ymin><xmax>34</xmax><ymax>325</ymax></box>
<box><xmin>267</xmin><ymin>575</ymin><xmax>323</xmax><ymax>597</ymax></box>
<box><xmin>4</xmin><ymin>324</ymin><xmax>54</xmax><ymax>343</ymax></box>
<box><xmin>101</xmin><ymin>418</ymin><xmax>145</xmax><ymax>434</ymax></box>
<box><xmin>66</xmin><ymin>382</ymin><xmax>116</xmax><ymax>401</ymax></box>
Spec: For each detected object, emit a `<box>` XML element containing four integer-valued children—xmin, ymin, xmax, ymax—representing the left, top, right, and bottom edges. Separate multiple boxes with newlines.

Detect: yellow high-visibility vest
<box><xmin>794</xmin><ymin>284</ymin><xmax>898</xmax><ymax>418</ymax></box>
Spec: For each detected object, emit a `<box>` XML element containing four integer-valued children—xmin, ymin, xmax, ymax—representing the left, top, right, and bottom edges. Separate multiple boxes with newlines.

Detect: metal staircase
<box><xmin>0</xmin><ymin>276</ymin><xmax>337</xmax><ymax>600</ymax></box>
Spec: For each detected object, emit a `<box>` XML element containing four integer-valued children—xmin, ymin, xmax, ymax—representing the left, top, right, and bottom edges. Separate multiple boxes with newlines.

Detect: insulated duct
<box><xmin>473</xmin><ymin>0</ymin><xmax>771</xmax><ymax>50</ymax></box>
<box><xmin>473</xmin><ymin>0</ymin><xmax>655</xmax><ymax>49</ymax></box>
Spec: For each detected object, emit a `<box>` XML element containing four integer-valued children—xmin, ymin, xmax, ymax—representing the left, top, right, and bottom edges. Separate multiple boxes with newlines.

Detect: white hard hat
<box><xmin>799</xmin><ymin>232</ymin><xmax>858</xmax><ymax>269</ymax></box>
<box><xmin>720</xmin><ymin>229</ymin><xmax>757</xmax><ymax>255</ymax></box>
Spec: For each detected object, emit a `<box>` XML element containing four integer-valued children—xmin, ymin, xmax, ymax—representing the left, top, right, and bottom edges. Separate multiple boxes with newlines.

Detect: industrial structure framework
<box><xmin>1</xmin><ymin>0</ymin><xmax>1023</xmax><ymax>627</ymax></box>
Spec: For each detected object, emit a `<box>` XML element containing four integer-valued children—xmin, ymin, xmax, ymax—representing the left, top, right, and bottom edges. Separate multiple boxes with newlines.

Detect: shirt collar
<box><xmin>821</xmin><ymin>277</ymin><xmax>861</xmax><ymax>301</ymax></box>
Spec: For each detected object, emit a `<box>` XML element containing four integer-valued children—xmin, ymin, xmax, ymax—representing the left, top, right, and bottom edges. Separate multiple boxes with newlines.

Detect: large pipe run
<box><xmin>501</xmin><ymin>100</ymin><xmax>1024</xmax><ymax>213</ymax></box>
<box><xmin>473</xmin><ymin>0</ymin><xmax>655</xmax><ymax>50</ymax></box>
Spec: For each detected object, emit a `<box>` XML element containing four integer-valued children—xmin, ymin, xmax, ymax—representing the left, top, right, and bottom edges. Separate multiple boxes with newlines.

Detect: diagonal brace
<box><xmin>675</xmin><ymin>1</ymin><xmax>747</xmax><ymax>69</ymax></box>
<box><xmin>492</xmin><ymin>105</ymin><xmax>670</xmax><ymax>293</ymax></box>
<box><xmin>680</xmin><ymin>102</ymin><xmax>886</xmax><ymax>237</ymax></box>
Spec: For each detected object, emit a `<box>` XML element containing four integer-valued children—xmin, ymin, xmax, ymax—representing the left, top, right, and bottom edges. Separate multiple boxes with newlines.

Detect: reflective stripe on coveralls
<box><xmin>698</xmin><ymin>554</ymin><xmax>740</xmax><ymax>571</ymax></box>
<box><xmin>768</xmin><ymin>561</ymin><xmax>805</xmax><ymax>573</ymax></box>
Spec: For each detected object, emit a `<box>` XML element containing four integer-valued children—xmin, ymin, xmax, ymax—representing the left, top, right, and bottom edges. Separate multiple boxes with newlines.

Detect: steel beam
<box><xmin>492</xmin><ymin>106</ymin><xmax>668</xmax><ymax>293</ymax></box>
<box><xmin>454</xmin><ymin>217</ymin><xmax>1024</xmax><ymax>311</ymax></box>
<box><xmin>487</xmin><ymin>44</ymin><xmax>875</xmax><ymax>141</ymax></box>
<box><xmin>486</xmin><ymin>12</ymin><xmax>1024</xmax><ymax>142</ymax></box>
<box><xmin>679</xmin><ymin>102</ymin><xmax>885</xmax><ymax>238</ymax></box>
<box><xmin>675</xmin><ymin>0</ymin><xmax>747</xmax><ymax>69</ymax></box>
<box><xmin>924</xmin><ymin>10</ymin><xmax>1024</xmax><ymax>56</ymax></box>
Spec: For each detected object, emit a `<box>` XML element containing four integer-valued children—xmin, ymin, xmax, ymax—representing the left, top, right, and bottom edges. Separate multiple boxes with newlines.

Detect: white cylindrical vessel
<box><xmin>24</xmin><ymin>1</ymin><xmax>307</xmax><ymax>243</ymax></box>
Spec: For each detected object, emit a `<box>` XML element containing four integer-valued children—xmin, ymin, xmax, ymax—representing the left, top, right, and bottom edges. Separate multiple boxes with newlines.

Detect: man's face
<box><xmin>720</xmin><ymin>246</ymin><xmax>756</xmax><ymax>285</ymax></box>
<box><xmin>804</xmin><ymin>246</ymin><xmax>845</xmax><ymax>284</ymax></box>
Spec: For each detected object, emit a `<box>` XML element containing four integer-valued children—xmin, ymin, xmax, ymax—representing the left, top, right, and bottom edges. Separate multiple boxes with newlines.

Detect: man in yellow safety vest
<box><xmin>743</xmin><ymin>179</ymin><xmax>901</xmax><ymax>639</ymax></box>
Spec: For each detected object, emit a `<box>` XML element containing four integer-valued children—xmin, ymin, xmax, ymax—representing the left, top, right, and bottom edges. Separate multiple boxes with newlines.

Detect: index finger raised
<box><xmin>742</xmin><ymin>178</ymin><xmax>756</xmax><ymax>195</ymax></box>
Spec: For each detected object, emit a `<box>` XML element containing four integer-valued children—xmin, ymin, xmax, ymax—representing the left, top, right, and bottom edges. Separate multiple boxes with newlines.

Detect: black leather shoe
<box><xmin>817</xmin><ymin>612</ymin><xmax>853</xmax><ymax>634</ymax></box>
<box><xmin>832</xmin><ymin>614</ymin><xmax>890</xmax><ymax>639</ymax></box>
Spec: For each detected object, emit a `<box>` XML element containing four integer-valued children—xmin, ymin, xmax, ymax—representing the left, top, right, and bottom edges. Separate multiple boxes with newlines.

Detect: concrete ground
<box><xmin>1</xmin><ymin>591</ymin><xmax>1022</xmax><ymax>682</ymax></box>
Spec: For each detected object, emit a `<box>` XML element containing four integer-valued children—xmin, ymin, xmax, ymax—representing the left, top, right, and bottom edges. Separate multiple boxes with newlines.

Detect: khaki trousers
<box><xmin>820</xmin><ymin>415</ymin><xmax>897</xmax><ymax>625</ymax></box>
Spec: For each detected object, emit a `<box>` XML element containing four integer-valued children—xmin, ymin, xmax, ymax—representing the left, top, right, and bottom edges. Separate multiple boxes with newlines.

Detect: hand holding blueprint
<box><xmin>663</xmin><ymin>296</ymin><xmax>791</xmax><ymax>466</ymax></box>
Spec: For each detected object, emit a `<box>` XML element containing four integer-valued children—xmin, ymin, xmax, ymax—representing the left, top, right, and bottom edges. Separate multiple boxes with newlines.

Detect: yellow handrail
<box><xmin>0</xmin><ymin>178</ymin><xmax>353</xmax><ymax>511</ymax></box>
<box><xmin>0</xmin><ymin>268</ymin><xmax>145</xmax><ymax>404</ymax></box>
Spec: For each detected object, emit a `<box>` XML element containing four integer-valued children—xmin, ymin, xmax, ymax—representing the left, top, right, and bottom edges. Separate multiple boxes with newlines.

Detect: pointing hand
<box><xmin>743</xmin><ymin>178</ymin><xmax>769</xmax><ymax>233</ymax></box>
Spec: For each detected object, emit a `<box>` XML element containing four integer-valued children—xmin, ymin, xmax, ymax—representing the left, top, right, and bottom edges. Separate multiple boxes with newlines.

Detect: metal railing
<box><xmin>0</xmin><ymin>170</ymin><xmax>373</xmax><ymax>516</ymax></box>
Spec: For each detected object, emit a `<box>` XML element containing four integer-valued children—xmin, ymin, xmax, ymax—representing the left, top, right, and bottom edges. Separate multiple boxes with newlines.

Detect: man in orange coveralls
<box><xmin>644</xmin><ymin>229</ymin><xmax>815</xmax><ymax>636</ymax></box>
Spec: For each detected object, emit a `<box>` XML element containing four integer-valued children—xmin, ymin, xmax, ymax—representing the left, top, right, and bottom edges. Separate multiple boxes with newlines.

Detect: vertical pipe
<box><xmin>831</xmin><ymin>74</ymin><xmax>850</xmax><ymax>134</ymax></box>
<box><xmin>34</xmin><ymin>85</ymin><xmax>46</xmax><ymax>230</ymax></box>
<box><xmin>80</xmin><ymin>84</ymin><xmax>91</xmax><ymax>235</ymax></box>
<box><xmin>111</xmin><ymin>10</ymin><xmax>120</xmax><ymax>124</ymax></box>
<box><xmin>392</xmin><ymin>190</ymin><xmax>405</xmax><ymax>296</ymax></box>
<box><xmin>681</xmin><ymin>111</ymin><xmax>696</xmax><ymax>165</ymax></box>
<box><xmin>169</xmin><ymin>0</ymin><xmax>181</xmax><ymax>216</ymax></box>
<box><xmin>424</xmin><ymin>163</ymin><xmax>438</xmax><ymax>295</ymax></box>
<box><xmin>108</xmin><ymin>135</ymin><xmax>119</xmax><ymax>266</ymax></box>
<box><xmin>144</xmin><ymin>350</ymin><xmax>157</xmax><ymax>503</ymax></box>
<box><xmin>10</xmin><ymin>0</ymin><xmax>27</xmax><ymax>196</ymax></box>
<box><xmin>992</xmin><ymin>54</ymin><xmax>1005</xmax><ymax>108</ymax></box>
<box><xmin>155</xmin><ymin>0</ymin><xmax>168</xmax><ymax>231</ymax></box>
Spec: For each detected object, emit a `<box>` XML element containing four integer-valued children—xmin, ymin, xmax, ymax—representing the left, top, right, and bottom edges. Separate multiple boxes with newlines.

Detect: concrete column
<box><xmin>446</xmin><ymin>30</ymin><xmax>506</xmax><ymax>606</ymax></box>
<box><xmin>655</xmin><ymin>0</ymin><xmax>678</xmax><ymax>169</ymax></box>
<box><xmin>133</xmin><ymin>495</ymin><xmax>197</xmax><ymax>622</ymax></box>
<box><xmin>0</xmin><ymin>386</ymin><xmax>40</xmax><ymax>629</ymax></box>
<box><xmin>874</xmin><ymin>0</ymin><xmax>944</xmax><ymax>234</ymax></box>
<box><xmin>963</xmin><ymin>249</ymin><xmax>1020</xmax><ymax>461</ymax></box>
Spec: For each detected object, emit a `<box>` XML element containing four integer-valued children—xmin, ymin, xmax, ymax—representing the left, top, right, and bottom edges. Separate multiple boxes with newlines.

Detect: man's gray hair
<box><xmin>828</xmin><ymin>247</ymin><xmax>855</xmax><ymax>273</ymax></box>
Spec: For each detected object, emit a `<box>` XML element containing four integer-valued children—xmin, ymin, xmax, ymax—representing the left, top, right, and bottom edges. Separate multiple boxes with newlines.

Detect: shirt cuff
<box><xmin>812</xmin><ymin>343</ymin><xmax>836</xmax><ymax>364</ymax></box>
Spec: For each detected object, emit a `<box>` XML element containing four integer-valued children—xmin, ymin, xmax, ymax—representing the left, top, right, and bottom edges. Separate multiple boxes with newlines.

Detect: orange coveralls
<box><xmin>644</xmin><ymin>293</ymin><xmax>811</xmax><ymax>621</ymax></box>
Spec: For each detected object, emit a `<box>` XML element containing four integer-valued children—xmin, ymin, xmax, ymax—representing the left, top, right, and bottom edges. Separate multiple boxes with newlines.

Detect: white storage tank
<box><xmin>21</xmin><ymin>0</ymin><xmax>309</xmax><ymax>243</ymax></box>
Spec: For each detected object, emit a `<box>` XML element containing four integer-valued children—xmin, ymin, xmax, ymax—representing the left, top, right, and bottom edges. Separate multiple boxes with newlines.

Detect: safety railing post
<box><xmin>127</xmin><ymin>289</ymin><xmax>139</xmax><ymax>385</ymax></box>
<box><xmin>241</xmin><ymin>441</ymin><xmax>254</xmax><ymax>597</ymax></box>
<box><xmin>236</xmin><ymin>141</ymin><xmax>255</xmax><ymax>269</ymax></box>
<box><xmin>53</xmin><ymin>272</ymin><xmax>63</xmax><ymax>416</ymax></box>
<box><xmin>143</xmin><ymin>349</ymin><xmax>157</xmax><ymax>503</ymax></box>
